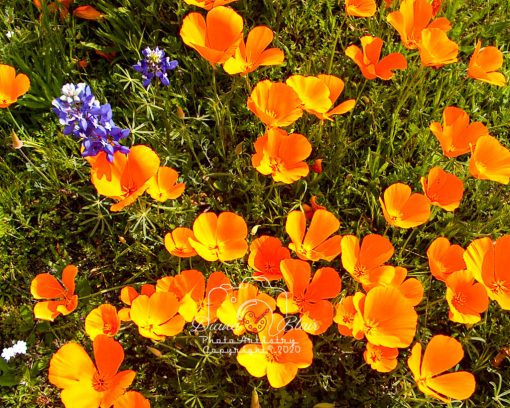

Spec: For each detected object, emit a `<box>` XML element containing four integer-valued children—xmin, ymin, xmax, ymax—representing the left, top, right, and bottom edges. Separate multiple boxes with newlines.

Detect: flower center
<box><xmin>364</xmin><ymin>319</ymin><xmax>379</xmax><ymax>335</ymax></box>
<box><xmin>489</xmin><ymin>280</ymin><xmax>508</xmax><ymax>295</ymax></box>
<box><xmin>353</xmin><ymin>264</ymin><xmax>368</xmax><ymax>280</ymax></box>
<box><xmin>265</xmin><ymin>345</ymin><xmax>281</xmax><ymax>363</ymax></box>
<box><xmin>92</xmin><ymin>371</ymin><xmax>111</xmax><ymax>392</ymax></box>
<box><xmin>451</xmin><ymin>291</ymin><xmax>467</xmax><ymax>309</ymax></box>
<box><xmin>269</xmin><ymin>157</ymin><xmax>283</xmax><ymax>173</ymax></box>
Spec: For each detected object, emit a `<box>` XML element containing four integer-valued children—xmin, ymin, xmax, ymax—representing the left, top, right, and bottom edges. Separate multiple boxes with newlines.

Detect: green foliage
<box><xmin>1</xmin><ymin>0</ymin><xmax>510</xmax><ymax>407</ymax></box>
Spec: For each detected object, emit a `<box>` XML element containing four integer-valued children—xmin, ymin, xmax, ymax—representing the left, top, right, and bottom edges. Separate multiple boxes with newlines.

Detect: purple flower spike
<box><xmin>133</xmin><ymin>47</ymin><xmax>178</xmax><ymax>88</ymax></box>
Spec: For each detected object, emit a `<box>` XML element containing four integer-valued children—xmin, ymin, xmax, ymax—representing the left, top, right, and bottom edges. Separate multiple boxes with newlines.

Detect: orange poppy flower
<box><xmin>365</xmin><ymin>266</ymin><xmax>424</xmax><ymax>306</ymax></box>
<box><xmin>129</xmin><ymin>292</ymin><xmax>186</xmax><ymax>340</ymax></box>
<box><xmin>408</xmin><ymin>335</ymin><xmax>476</xmax><ymax>402</ymax></box>
<box><xmin>183</xmin><ymin>0</ymin><xmax>237</xmax><ymax>10</ymax></box>
<box><xmin>251</xmin><ymin>128</ymin><xmax>312</xmax><ymax>184</ymax></box>
<box><xmin>333</xmin><ymin>296</ymin><xmax>357</xmax><ymax>336</ymax></box>
<box><xmin>426</xmin><ymin>237</ymin><xmax>466</xmax><ymax>282</ymax></box>
<box><xmin>223</xmin><ymin>26</ymin><xmax>284</xmax><ymax>76</ymax></box>
<box><xmin>420</xmin><ymin>167</ymin><xmax>464</xmax><ymax>211</ymax></box>
<box><xmin>380</xmin><ymin>183</ymin><xmax>431</xmax><ymax>228</ymax></box>
<box><xmin>303</xmin><ymin>196</ymin><xmax>327</xmax><ymax>220</ymax></box>
<box><xmin>73</xmin><ymin>5</ymin><xmax>104</xmax><ymax>20</ymax></box>
<box><xmin>248</xmin><ymin>236</ymin><xmax>291</xmax><ymax>281</ymax></box>
<box><xmin>85</xmin><ymin>304</ymin><xmax>121</xmax><ymax>340</ymax></box>
<box><xmin>445</xmin><ymin>269</ymin><xmax>489</xmax><ymax>324</ymax></box>
<box><xmin>286</xmin><ymin>209</ymin><xmax>342</xmax><ymax>262</ymax></box>
<box><xmin>429</xmin><ymin>106</ymin><xmax>489</xmax><ymax>158</ymax></box>
<box><xmin>164</xmin><ymin>227</ymin><xmax>197</xmax><ymax>258</ymax></box>
<box><xmin>469</xmin><ymin>135</ymin><xmax>510</xmax><ymax>184</ymax></box>
<box><xmin>363</xmin><ymin>342</ymin><xmax>399</xmax><ymax>373</ymax></box>
<box><xmin>0</xmin><ymin>64</ymin><xmax>30</xmax><ymax>108</ymax></box>
<box><xmin>118</xmin><ymin>284</ymin><xmax>155</xmax><ymax>322</ymax></box>
<box><xmin>33</xmin><ymin>0</ymin><xmax>71</xmax><ymax>19</ymax></box>
<box><xmin>48</xmin><ymin>335</ymin><xmax>136</xmax><ymax>408</ymax></box>
<box><xmin>277</xmin><ymin>259</ymin><xmax>342</xmax><ymax>335</ymax></box>
<box><xmin>30</xmin><ymin>265</ymin><xmax>78</xmax><ymax>321</ymax></box>
<box><xmin>341</xmin><ymin>234</ymin><xmax>394</xmax><ymax>286</ymax></box>
<box><xmin>113</xmin><ymin>391</ymin><xmax>150</xmax><ymax>408</ymax></box>
<box><xmin>180</xmin><ymin>6</ymin><xmax>243</xmax><ymax>65</ymax></box>
<box><xmin>345</xmin><ymin>36</ymin><xmax>407</xmax><ymax>80</ymax></box>
<box><xmin>344</xmin><ymin>0</ymin><xmax>376</xmax><ymax>17</ymax></box>
<box><xmin>418</xmin><ymin>28</ymin><xmax>459</xmax><ymax>68</ymax></box>
<box><xmin>89</xmin><ymin>145</ymin><xmax>160</xmax><ymax>212</ymax></box>
<box><xmin>146</xmin><ymin>166</ymin><xmax>185</xmax><ymax>202</ymax></box>
<box><xmin>216</xmin><ymin>282</ymin><xmax>276</xmax><ymax>335</ymax></box>
<box><xmin>352</xmin><ymin>286</ymin><xmax>418</xmax><ymax>348</ymax></box>
<box><xmin>431</xmin><ymin>0</ymin><xmax>442</xmax><ymax>16</ymax></box>
<box><xmin>468</xmin><ymin>41</ymin><xmax>507</xmax><ymax>87</ymax></box>
<box><xmin>464</xmin><ymin>236</ymin><xmax>510</xmax><ymax>310</ymax></box>
<box><xmin>247</xmin><ymin>80</ymin><xmax>303</xmax><ymax>127</ymax></box>
<box><xmin>298</xmin><ymin>74</ymin><xmax>356</xmax><ymax>121</ymax></box>
<box><xmin>387</xmin><ymin>0</ymin><xmax>451</xmax><ymax>50</ymax></box>
<box><xmin>237</xmin><ymin>313</ymin><xmax>313</xmax><ymax>388</ymax></box>
<box><xmin>188</xmin><ymin>211</ymin><xmax>248</xmax><ymax>261</ymax></box>
<box><xmin>286</xmin><ymin>75</ymin><xmax>333</xmax><ymax>114</ymax></box>
<box><xmin>156</xmin><ymin>269</ymin><xmax>231</xmax><ymax>325</ymax></box>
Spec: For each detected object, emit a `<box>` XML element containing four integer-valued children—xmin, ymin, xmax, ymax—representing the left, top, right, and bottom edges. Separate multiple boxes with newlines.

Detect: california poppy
<box><xmin>0</xmin><ymin>64</ymin><xmax>30</xmax><ymax>108</ymax></box>
<box><xmin>146</xmin><ymin>166</ymin><xmax>185</xmax><ymax>202</ymax></box>
<box><xmin>294</xmin><ymin>74</ymin><xmax>356</xmax><ymax>121</ymax></box>
<box><xmin>183</xmin><ymin>0</ymin><xmax>237</xmax><ymax>10</ymax></box>
<box><xmin>380</xmin><ymin>183</ymin><xmax>431</xmax><ymax>228</ymax></box>
<box><xmin>251</xmin><ymin>128</ymin><xmax>312</xmax><ymax>184</ymax></box>
<box><xmin>223</xmin><ymin>26</ymin><xmax>284</xmax><ymax>76</ymax></box>
<box><xmin>188</xmin><ymin>211</ymin><xmax>248</xmax><ymax>262</ymax></box>
<box><xmin>420</xmin><ymin>167</ymin><xmax>464</xmax><ymax>211</ymax></box>
<box><xmin>180</xmin><ymin>6</ymin><xmax>243</xmax><ymax>65</ymax></box>
<box><xmin>344</xmin><ymin>0</ymin><xmax>376</xmax><ymax>17</ymax></box>
<box><xmin>277</xmin><ymin>259</ymin><xmax>342</xmax><ymax>335</ymax></box>
<box><xmin>85</xmin><ymin>304</ymin><xmax>121</xmax><ymax>340</ymax></box>
<box><xmin>73</xmin><ymin>5</ymin><xmax>104</xmax><ymax>20</ymax></box>
<box><xmin>113</xmin><ymin>391</ymin><xmax>150</xmax><ymax>408</ymax></box>
<box><xmin>429</xmin><ymin>106</ymin><xmax>489</xmax><ymax>158</ymax></box>
<box><xmin>33</xmin><ymin>0</ymin><xmax>71</xmax><ymax>19</ymax></box>
<box><xmin>363</xmin><ymin>342</ymin><xmax>399</xmax><ymax>373</ymax></box>
<box><xmin>345</xmin><ymin>36</ymin><xmax>407</xmax><ymax>80</ymax></box>
<box><xmin>118</xmin><ymin>284</ymin><xmax>156</xmax><ymax>322</ymax></box>
<box><xmin>408</xmin><ymin>335</ymin><xmax>476</xmax><ymax>402</ymax></box>
<box><xmin>48</xmin><ymin>335</ymin><xmax>136</xmax><ymax>408</ymax></box>
<box><xmin>418</xmin><ymin>28</ymin><xmax>458</xmax><ymax>68</ymax></box>
<box><xmin>248</xmin><ymin>235</ymin><xmax>291</xmax><ymax>281</ymax></box>
<box><xmin>156</xmin><ymin>269</ymin><xmax>231</xmax><ymax>325</ymax></box>
<box><xmin>286</xmin><ymin>209</ymin><xmax>342</xmax><ymax>261</ymax></box>
<box><xmin>464</xmin><ymin>236</ymin><xmax>510</xmax><ymax>310</ymax></box>
<box><xmin>216</xmin><ymin>282</ymin><xmax>276</xmax><ymax>335</ymax></box>
<box><xmin>468</xmin><ymin>41</ymin><xmax>507</xmax><ymax>87</ymax></box>
<box><xmin>89</xmin><ymin>145</ymin><xmax>160</xmax><ymax>212</ymax></box>
<box><xmin>237</xmin><ymin>313</ymin><xmax>313</xmax><ymax>388</ymax></box>
<box><xmin>129</xmin><ymin>292</ymin><xmax>186</xmax><ymax>340</ymax></box>
<box><xmin>445</xmin><ymin>269</ymin><xmax>489</xmax><ymax>324</ymax></box>
<box><xmin>247</xmin><ymin>80</ymin><xmax>303</xmax><ymax>127</ymax></box>
<box><xmin>365</xmin><ymin>266</ymin><xmax>424</xmax><ymax>306</ymax></box>
<box><xmin>164</xmin><ymin>227</ymin><xmax>198</xmax><ymax>258</ymax></box>
<box><xmin>352</xmin><ymin>286</ymin><xmax>418</xmax><ymax>348</ymax></box>
<box><xmin>469</xmin><ymin>135</ymin><xmax>510</xmax><ymax>184</ymax></box>
<box><xmin>427</xmin><ymin>237</ymin><xmax>466</xmax><ymax>282</ymax></box>
<box><xmin>341</xmin><ymin>234</ymin><xmax>394</xmax><ymax>286</ymax></box>
<box><xmin>387</xmin><ymin>0</ymin><xmax>451</xmax><ymax>50</ymax></box>
<box><xmin>30</xmin><ymin>265</ymin><xmax>78</xmax><ymax>321</ymax></box>
<box><xmin>333</xmin><ymin>296</ymin><xmax>357</xmax><ymax>336</ymax></box>
<box><xmin>286</xmin><ymin>75</ymin><xmax>333</xmax><ymax>114</ymax></box>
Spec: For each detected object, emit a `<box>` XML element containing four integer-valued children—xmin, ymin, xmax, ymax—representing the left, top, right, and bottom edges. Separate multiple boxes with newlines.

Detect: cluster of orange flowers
<box><xmin>87</xmin><ymin>145</ymin><xmax>185</xmax><ymax>212</ymax></box>
<box><xmin>11</xmin><ymin>0</ymin><xmax>508</xmax><ymax>405</ymax></box>
<box><xmin>33</xmin><ymin>202</ymin><xmax>510</xmax><ymax>401</ymax></box>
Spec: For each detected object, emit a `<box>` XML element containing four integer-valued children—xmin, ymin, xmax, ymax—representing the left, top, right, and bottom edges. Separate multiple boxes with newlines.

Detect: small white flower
<box><xmin>6</xmin><ymin>31</ymin><xmax>14</xmax><ymax>39</ymax></box>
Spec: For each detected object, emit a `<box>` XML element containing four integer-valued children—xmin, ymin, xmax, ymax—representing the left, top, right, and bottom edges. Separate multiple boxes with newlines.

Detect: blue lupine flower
<box><xmin>133</xmin><ymin>47</ymin><xmax>178</xmax><ymax>88</ymax></box>
<box><xmin>52</xmin><ymin>83</ymin><xmax>130</xmax><ymax>162</ymax></box>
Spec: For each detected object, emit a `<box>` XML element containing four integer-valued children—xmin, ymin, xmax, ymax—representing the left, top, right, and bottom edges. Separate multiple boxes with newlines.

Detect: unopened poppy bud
<box><xmin>11</xmin><ymin>130</ymin><xmax>23</xmax><ymax>149</ymax></box>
